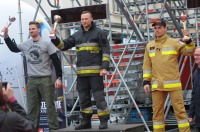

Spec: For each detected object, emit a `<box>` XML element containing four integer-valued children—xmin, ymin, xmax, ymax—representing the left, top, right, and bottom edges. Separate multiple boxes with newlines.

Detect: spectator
<box><xmin>188</xmin><ymin>47</ymin><xmax>200</xmax><ymax>132</ymax></box>
<box><xmin>0</xmin><ymin>82</ymin><xmax>35</xmax><ymax>132</ymax></box>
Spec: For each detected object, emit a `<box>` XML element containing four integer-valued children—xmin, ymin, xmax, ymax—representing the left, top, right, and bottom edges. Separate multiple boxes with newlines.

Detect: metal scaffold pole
<box><xmin>108</xmin><ymin>30</ymin><xmax>148</xmax><ymax>127</ymax></box>
<box><xmin>17</xmin><ymin>0</ymin><xmax>27</xmax><ymax>111</ymax></box>
<box><xmin>194</xmin><ymin>9</ymin><xmax>199</xmax><ymax>46</ymax></box>
<box><xmin>115</xmin><ymin>0</ymin><xmax>145</xmax><ymax>41</ymax></box>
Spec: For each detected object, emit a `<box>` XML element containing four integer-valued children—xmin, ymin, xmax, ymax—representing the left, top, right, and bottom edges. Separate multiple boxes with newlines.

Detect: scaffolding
<box><xmin>16</xmin><ymin>0</ymin><xmax>200</xmax><ymax>131</ymax></box>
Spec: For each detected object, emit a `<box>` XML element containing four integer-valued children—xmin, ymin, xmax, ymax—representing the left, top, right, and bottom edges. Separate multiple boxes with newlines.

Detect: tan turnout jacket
<box><xmin>143</xmin><ymin>34</ymin><xmax>195</xmax><ymax>91</ymax></box>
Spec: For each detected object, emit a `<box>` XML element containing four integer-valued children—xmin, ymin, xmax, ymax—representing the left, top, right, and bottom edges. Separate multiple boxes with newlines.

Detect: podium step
<box><xmin>53</xmin><ymin>124</ymin><xmax>144</xmax><ymax>132</ymax></box>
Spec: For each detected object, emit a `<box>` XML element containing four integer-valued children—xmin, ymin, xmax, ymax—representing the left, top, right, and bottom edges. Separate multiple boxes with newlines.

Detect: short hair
<box><xmin>81</xmin><ymin>11</ymin><xmax>93</xmax><ymax>18</ymax></box>
<box><xmin>29</xmin><ymin>21</ymin><xmax>40</xmax><ymax>29</ymax></box>
<box><xmin>196</xmin><ymin>46</ymin><xmax>200</xmax><ymax>50</ymax></box>
<box><xmin>0</xmin><ymin>82</ymin><xmax>5</xmax><ymax>106</ymax></box>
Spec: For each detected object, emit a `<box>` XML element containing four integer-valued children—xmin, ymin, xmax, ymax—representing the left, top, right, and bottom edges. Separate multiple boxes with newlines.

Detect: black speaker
<box><xmin>187</xmin><ymin>0</ymin><xmax>200</xmax><ymax>9</ymax></box>
<box><xmin>51</xmin><ymin>4</ymin><xmax>107</xmax><ymax>24</ymax></box>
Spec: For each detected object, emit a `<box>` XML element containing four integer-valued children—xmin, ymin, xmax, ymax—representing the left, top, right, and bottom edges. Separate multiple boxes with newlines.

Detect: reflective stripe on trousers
<box><xmin>81</xmin><ymin>107</ymin><xmax>93</xmax><ymax>114</ymax></box>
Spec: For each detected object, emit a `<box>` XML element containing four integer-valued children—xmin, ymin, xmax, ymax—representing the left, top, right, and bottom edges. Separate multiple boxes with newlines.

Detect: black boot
<box><xmin>75</xmin><ymin>112</ymin><xmax>92</xmax><ymax>130</ymax></box>
<box><xmin>99</xmin><ymin>120</ymin><xmax>108</xmax><ymax>129</ymax></box>
<box><xmin>99</xmin><ymin>115</ymin><xmax>109</xmax><ymax>129</ymax></box>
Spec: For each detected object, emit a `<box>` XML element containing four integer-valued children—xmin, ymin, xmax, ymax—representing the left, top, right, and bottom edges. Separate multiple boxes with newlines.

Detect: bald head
<box><xmin>194</xmin><ymin>47</ymin><xmax>200</xmax><ymax>65</ymax></box>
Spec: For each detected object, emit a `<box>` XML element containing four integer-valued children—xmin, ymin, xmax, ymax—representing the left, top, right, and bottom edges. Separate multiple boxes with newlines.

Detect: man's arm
<box><xmin>50</xmin><ymin>53</ymin><xmax>62</xmax><ymax>79</ymax></box>
<box><xmin>99</xmin><ymin>31</ymin><xmax>110</xmax><ymax>70</ymax></box>
<box><xmin>9</xmin><ymin>98</ymin><xmax>30</xmax><ymax>120</ymax></box>
<box><xmin>47</xmin><ymin>41</ymin><xmax>62</xmax><ymax>88</ymax></box>
<box><xmin>51</xmin><ymin>35</ymin><xmax>76</xmax><ymax>51</ymax></box>
<box><xmin>143</xmin><ymin>45</ymin><xmax>152</xmax><ymax>94</ymax></box>
<box><xmin>178</xmin><ymin>38</ymin><xmax>195</xmax><ymax>56</ymax></box>
<box><xmin>2</xmin><ymin>27</ymin><xmax>21</xmax><ymax>53</ymax></box>
<box><xmin>178</xmin><ymin>30</ymin><xmax>195</xmax><ymax>56</ymax></box>
<box><xmin>4</xmin><ymin>37</ymin><xmax>21</xmax><ymax>53</ymax></box>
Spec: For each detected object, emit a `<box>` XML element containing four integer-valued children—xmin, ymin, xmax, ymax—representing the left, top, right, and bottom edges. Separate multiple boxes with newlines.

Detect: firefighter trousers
<box><xmin>77</xmin><ymin>76</ymin><xmax>109</xmax><ymax>118</ymax></box>
<box><xmin>152</xmin><ymin>90</ymin><xmax>190</xmax><ymax>132</ymax></box>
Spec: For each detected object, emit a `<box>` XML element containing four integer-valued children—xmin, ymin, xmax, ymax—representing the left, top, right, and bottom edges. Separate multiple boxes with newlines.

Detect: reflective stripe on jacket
<box><xmin>143</xmin><ymin>34</ymin><xmax>195</xmax><ymax>91</ymax></box>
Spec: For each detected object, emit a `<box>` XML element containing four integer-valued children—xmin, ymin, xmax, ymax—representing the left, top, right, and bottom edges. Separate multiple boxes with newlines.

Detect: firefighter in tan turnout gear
<box><xmin>50</xmin><ymin>11</ymin><xmax>110</xmax><ymax>130</ymax></box>
<box><xmin>143</xmin><ymin>19</ymin><xmax>195</xmax><ymax>132</ymax></box>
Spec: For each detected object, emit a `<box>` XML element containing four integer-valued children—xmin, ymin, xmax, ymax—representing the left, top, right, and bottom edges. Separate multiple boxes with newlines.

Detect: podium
<box><xmin>53</xmin><ymin>124</ymin><xmax>144</xmax><ymax>132</ymax></box>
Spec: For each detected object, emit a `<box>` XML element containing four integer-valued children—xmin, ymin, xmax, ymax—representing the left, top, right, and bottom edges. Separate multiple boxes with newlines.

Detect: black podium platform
<box><xmin>53</xmin><ymin>124</ymin><xmax>144</xmax><ymax>132</ymax></box>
